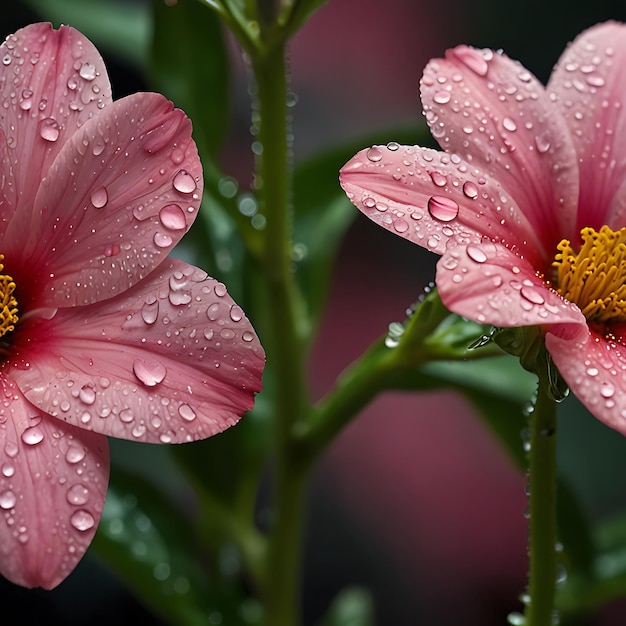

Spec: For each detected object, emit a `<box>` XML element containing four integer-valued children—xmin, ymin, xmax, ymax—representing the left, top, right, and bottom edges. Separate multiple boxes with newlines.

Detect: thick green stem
<box><xmin>252</xmin><ymin>41</ymin><xmax>309</xmax><ymax>626</ymax></box>
<box><xmin>524</xmin><ymin>384</ymin><xmax>559</xmax><ymax>626</ymax></box>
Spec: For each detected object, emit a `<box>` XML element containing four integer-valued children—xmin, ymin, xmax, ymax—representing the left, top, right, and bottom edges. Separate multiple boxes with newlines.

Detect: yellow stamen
<box><xmin>0</xmin><ymin>255</ymin><xmax>18</xmax><ymax>338</ymax></box>
<box><xmin>554</xmin><ymin>225</ymin><xmax>626</xmax><ymax>324</ymax></box>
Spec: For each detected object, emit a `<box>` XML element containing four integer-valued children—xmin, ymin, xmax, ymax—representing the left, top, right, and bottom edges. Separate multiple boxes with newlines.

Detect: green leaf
<box><xmin>25</xmin><ymin>0</ymin><xmax>149</xmax><ymax>69</ymax></box>
<box><xmin>93</xmin><ymin>464</ymin><xmax>262</xmax><ymax>626</ymax></box>
<box><xmin>320</xmin><ymin>587</ymin><xmax>374</xmax><ymax>626</ymax></box>
<box><xmin>150</xmin><ymin>0</ymin><xmax>230</xmax><ymax>160</ymax></box>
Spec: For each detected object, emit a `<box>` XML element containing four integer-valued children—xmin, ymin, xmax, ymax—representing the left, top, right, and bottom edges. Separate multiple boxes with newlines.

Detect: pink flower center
<box><xmin>553</xmin><ymin>225</ymin><xmax>626</xmax><ymax>324</ymax></box>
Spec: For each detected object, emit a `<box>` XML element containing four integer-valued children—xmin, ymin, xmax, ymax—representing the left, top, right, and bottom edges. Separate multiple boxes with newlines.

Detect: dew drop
<box><xmin>133</xmin><ymin>358</ymin><xmax>166</xmax><ymax>387</ymax></box>
<box><xmin>433</xmin><ymin>90</ymin><xmax>451</xmax><ymax>104</ymax></box>
<box><xmin>104</xmin><ymin>244</ymin><xmax>120</xmax><ymax>257</ymax></box>
<box><xmin>1</xmin><ymin>462</ymin><xmax>14</xmax><ymax>477</ymax></box>
<box><xmin>65</xmin><ymin>446</ymin><xmax>86</xmax><ymax>464</ymax></box>
<box><xmin>534</xmin><ymin>133</ymin><xmax>551</xmax><ymax>154</ymax></box>
<box><xmin>466</xmin><ymin>245</ymin><xmax>488</xmax><ymax>263</ymax></box>
<box><xmin>428</xmin><ymin>195</ymin><xmax>459</xmax><ymax>222</ymax></box>
<box><xmin>21</xmin><ymin>426</ymin><xmax>44</xmax><ymax>446</ymax></box>
<box><xmin>0</xmin><ymin>490</ymin><xmax>16</xmax><ymax>510</ymax></box>
<box><xmin>502</xmin><ymin>116</ymin><xmax>517</xmax><ymax>132</ymax></box>
<box><xmin>586</xmin><ymin>367</ymin><xmax>599</xmax><ymax>377</ymax></box>
<box><xmin>66</xmin><ymin>484</ymin><xmax>90</xmax><ymax>506</ymax></box>
<box><xmin>5</xmin><ymin>442</ymin><xmax>18</xmax><ymax>458</ymax></box>
<box><xmin>178</xmin><ymin>404</ymin><xmax>196</xmax><ymax>422</ymax></box>
<box><xmin>462</xmin><ymin>181</ymin><xmax>478</xmax><ymax>199</ymax></box>
<box><xmin>172</xmin><ymin>170</ymin><xmax>197</xmax><ymax>194</ymax></box>
<box><xmin>242</xmin><ymin>331</ymin><xmax>255</xmax><ymax>342</ymax></box>
<box><xmin>520</xmin><ymin>285</ymin><xmax>545</xmax><ymax>305</ymax></box>
<box><xmin>601</xmin><ymin>382</ymin><xmax>615</xmax><ymax>398</ymax></box>
<box><xmin>2</xmin><ymin>54</ymin><xmax>11</xmax><ymax>66</ymax></box>
<box><xmin>159</xmin><ymin>204</ymin><xmax>186</xmax><ymax>230</ymax></box>
<box><xmin>230</xmin><ymin>305</ymin><xmax>244</xmax><ymax>322</ymax></box>
<box><xmin>366</xmin><ymin>146</ymin><xmax>383</xmax><ymax>162</ymax></box>
<box><xmin>393</xmin><ymin>218</ymin><xmax>409</xmax><ymax>233</ymax></box>
<box><xmin>39</xmin><ymin>118</ymin><xmax>60</xmax><ymax>142</ymax></box>
<box><xmin>141</xmin><ymin>299</ymin><xmax>159</xmax><ymax>325</ymax></box>
<box><xmin>79</xmin><ymin>62</ymin><xmax>97</xmax><ymax>80</ymax></box>
<box><xmin>70</xmin><ymin>509</ymin><xmax>95</xmax><ymax>532</ymax></box>
<box><xmin>452</xmin><ymin>46</ymin><xmax>489</xmax><ymax>76</ymax></box>
<box><xmin>430</xmin><ymin>172</ymin><xmax>447</xmax><ymax>187</ymax></box>
<box><xmin>90</xmin><ymin>186</ymin><xmax>108</xmax><ymax>208</ymax></box>
<box><xmin>79</xmin><ymin>385</ymin><xmax>96</xmax><ymax>405</ymax></box>
<box><xmin>154</xmin><ymin>232</ymin><xmax>173</xmax><ymax>248</ymax></box>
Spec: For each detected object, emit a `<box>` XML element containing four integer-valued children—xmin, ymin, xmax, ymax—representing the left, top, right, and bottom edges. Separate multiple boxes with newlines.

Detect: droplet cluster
<box><xmin>0</xmin><ymin>388</ymin><xmax>107</xmax><ymax>582</ymax></box>
<box><xmin>15</xmin><ymin>262</ymin><xmax>264</xmax><ymax>445</ymax></box>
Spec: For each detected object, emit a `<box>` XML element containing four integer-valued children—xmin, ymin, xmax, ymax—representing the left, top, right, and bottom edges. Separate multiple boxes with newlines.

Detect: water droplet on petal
<box><xmin>21</xmin><ymin>426</ymin><xmax>44</xmax><ymax>446</ymax></box>
<box><xmin>172</xmin><ymin>170</ymin><xmax>197</xmax><ymax>194</ymax></box>
<box><xmin>66</xmin><ymin>484</ymin><xmax>90</xmax><ymax>506</ymax></box>
<box><xmin>230</xmin><ymin>305</ymin><xmax>244</xmax><ymax>322</ymax></box>
<box><xmin>141</xmin><ymin>299</ymin><xmax>159</xmax><ymax>325</ymax></box>
<box><xmin>502</xmin><ymin>117</ymin><xmax>517</xmax><ymax>132</ymax></box>
<box><xmin>430</xmin><ymin>172</ymin><xmax>447</xmax><ymax>187</ymax></box>
<box><xmin>452</xmin><ymin>46</ymin><xmax>489</xmax><ymax>76</ymax></box>
<box><xmin>133</xmin><ymin>358</ymin><xmax>166</xmax><ymax>387</ymax></box>
<box><xmin>2</xmin><ymin>54</ymin><xmax>11</xmax><ymax>66</ymax></box>
<box><xmin>178</xmin><ymin>404</ymin><xmax>196</xmax><ymax>422</ymax></box>
<box><xmin>520</xmin><ymin>285</ymin><xmax>545</xmax><ymax>305</ymax></box>
<box><xmin>79</xmin><ymin>385</ymin><xmax>96</xmax><ymax>405</ymax></box>
<box><xmin>66</xmin><ymin>446</ymin><xmax>86</xmax><ymax>464</ymax></box>
<box><xmin>466</xmin><ymin>245</ymin><xmax>488</xmax><ymax>263</ymax></box>
<box><xmin>39</xmin><ymin>118</ymin><xmax>60</xmax><ymax>142</ymax></box>
<box><xmin>159</xmin><ymin>204</ymin><xmax>186</xmax><ymax>230</ymax></box>
<box><xmin>1</xmin><ymin>462</ymin><xmax>15</xmax><ymax>477</ymax></box>
<box><xmin>90</xmin><ymin>186</ymin><xmax>108</xmax><ymax>208</ymax></box>
<box><xmin>154</xmin><ymin>232</ymin><xmax>173</xmax><ymax>248</ymax></box>
<box><xmin>462</xmin><ymin>181</ymin><xmax>478</xmax><ymax>199</ymax></box>
<box><xmin>5</xmin><ymin>442</ymin><xmax>18</xmax><ymax>458</ymax></box>
<box><xmin>433</xmin><ymin>90</ymin><xmax>451</xmax><ymax>104</ymax></box>
<box><xmin>534</xmin><ymin>133</ymin><xmax>551</xmax><ymax>154</ymax></box>
<box><xmin>601</xmin><ymin>382</ymin><xmax>615</xmax><ymax>398</ymax></box>
<box><xmin>79</xmin><ymin>62</ymin><xmax>97</xmax><ymax>80</ymax></box>
<box><xmin>70</xmin><ymin>509</ymin><xmax>95</xmax><ymax>532</ymax></box>
<box><xmin>393</xmin><ymin>218</ymin><xmax>409</xmax><ymax>233</ymax></box>
<box><xmin>428</xmin><ymin>195</ymin><xmax>459</xmax><ymax>222</ymax></box>
<box><xmin>366</xmin><ymin>146</ymin><xmax>383</xmax><ymax>162</ymax></box>
<box><xmin>0</xmin><ymin>490</ymin><xmax>16</xmax><ymax>510</ymax></box>
<box><xmin>242</xmin><ymin>331</ymin><xmax>255</xmax><ymax>342</ymax></box>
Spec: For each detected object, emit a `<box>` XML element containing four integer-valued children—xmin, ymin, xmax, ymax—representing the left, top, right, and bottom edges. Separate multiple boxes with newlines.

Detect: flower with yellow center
<box><xmin>340</xmin><ymin>21</ymin><xmax>626</xmax><ymax>436</ymax></box>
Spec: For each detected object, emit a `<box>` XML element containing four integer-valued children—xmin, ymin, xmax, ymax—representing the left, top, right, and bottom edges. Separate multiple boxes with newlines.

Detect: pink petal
<box><xmin>0</xmin><ymin>380</ymin><xmax>108</xmax><ymax>589</ymax></box>
<box><xmin>546</xmin><ymin>326</ymin><xmax>626</xmax><ymax>435</ymax></box>
<box><xmin>5</xmin><ymin>92</ymin><xmax>202</xmax><ymax>308</ymax></box>
<box><xmin>12</xmin><ymin>260</ymin><xmax>264</xmax><ymax>444</ymax></box>
<box><xmin>420</xmin><ymin>44</ymin><xmax>580</xmax><ymax>248</ymax></box>
<box><xmin>0</xmin><ymin>23</ymin><xmax>111</xmax><ymax>234</ymax></box>
<box><xmin>435</xmin><ymin>240</ymin><xmax>585</xmax><ymax>332</ymax></box>
<box><xmin>340</xmin><ymin>144</ymin><xmax>546</xmax><ymax>267</ymax></box>
<box><xmin>547</xmin><ymin>22</ymin><xmax>626</xmax><ymax>230</ymax></box>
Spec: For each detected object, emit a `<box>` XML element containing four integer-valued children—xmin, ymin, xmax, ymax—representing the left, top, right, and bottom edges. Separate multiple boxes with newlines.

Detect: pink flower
<box><xmin>0</xmin><ymin>23</ymin><xmax>264</xmax><ymax>588</ymax></box>
<box><xmin>341</xmin><ymin>22</ymin><xmax>626</xmax><ymax>432</ymax></box>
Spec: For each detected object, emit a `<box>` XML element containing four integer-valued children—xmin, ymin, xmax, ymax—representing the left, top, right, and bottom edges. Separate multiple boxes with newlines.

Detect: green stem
<box><xmin>252</xmin><ymin>40</ymin><xmax>309</xmax><ymax>626</ymax></box>
<box><xmin>524</xmin><ymin>383</ymin><xmax>559</xmax><ymax>626</ymax></box>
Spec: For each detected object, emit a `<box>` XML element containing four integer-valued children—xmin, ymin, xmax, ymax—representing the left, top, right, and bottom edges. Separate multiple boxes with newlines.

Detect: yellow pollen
<box><xmin>553</xmin><ymin>225</ymin><xmax>626</xmax><ymax>324</ymax></box>
<box><xmin>0</xmin><ymin>255</ymin><xmax>18</xmax><ymax>338</ymax></box>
